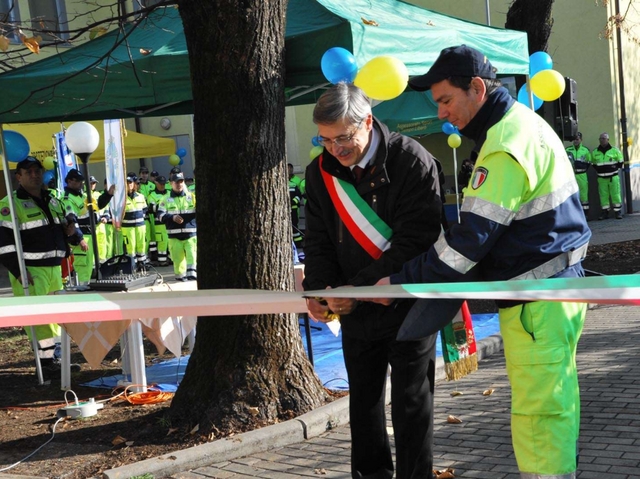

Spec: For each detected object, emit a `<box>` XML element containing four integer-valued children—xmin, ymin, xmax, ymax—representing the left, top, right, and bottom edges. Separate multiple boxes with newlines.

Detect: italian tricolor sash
<box><xmin>319</xmin><ymin>155</ymin><xmax>392</xmax><ymax>259</ymax></box>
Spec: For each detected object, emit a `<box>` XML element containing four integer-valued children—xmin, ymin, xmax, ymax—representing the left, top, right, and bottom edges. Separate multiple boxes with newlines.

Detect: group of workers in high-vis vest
<box><xmin>565</xmin><ymin>131</ymin><xmax>625</xmax><ymax>220</ymax></box>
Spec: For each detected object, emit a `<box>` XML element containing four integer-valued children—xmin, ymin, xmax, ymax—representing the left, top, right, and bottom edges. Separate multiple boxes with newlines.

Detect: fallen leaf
<box><xmin>314</xmin><ymin>468</ymin><xmax>327</xmax><ymax>475</ymax></box>
<box><xmin>140</xmin><ymin>48</ymin><xmax>152</xmax><ymax>55</ymax></box>
<box><xmin>450</xmin><ymin>391</ymin><xmax>463</xmax><ymax>397</ymax></box>
<box><xmin>482</xmin><ymin>388</ymin><xmax>495</xmax><ymax>396</ymax></box>
<box><xmin>125</xmin><ymin>441</ymin><xmax>134</xmax><ymax>446</ymax></box>
<box><xmin>434</xmin><ymin>467</ymin><xmax>455</xmax><ymax>478</ymax></box>
<box><xmin>111</xmin><ymin>435</ymin><xmax>127</xmax><ymax>446</ymax></box>
<box><xmin>0</xmin><ymin>35</ymin><xmax>10</xmax><ymax>52</ymax></box>
<box><xmin>189</xmin><ymin>424</ymin><xmax>199</xmax><ymax>435</ymax></box>
<box><xmin>446</xmin><ymin>415</ymin><xmax>462</xmax><ymax>424</ymax></box>
<box><xmin>166</xmin><ymin>427</ymin><xmax>179</xmax><ymax>436</ymax></box>
<box><xmin>247</xmin><ymin>406</ymin><xmax>259</xmax><ymax>416</ymax></box>
<box><xmin>361</xmin><ymin>17</ymin><xmax>379</xmax><ymax>26</ymax></box>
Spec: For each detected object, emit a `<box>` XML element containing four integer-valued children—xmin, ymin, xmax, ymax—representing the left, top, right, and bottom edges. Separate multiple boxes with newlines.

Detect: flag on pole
<box><xmin>54</xmin><ymin>131</ymin><xmax>76</xmax><ymax>191</ymax></box>
<box><xmin>440</xmin><ymin>300</ymin><xmax>478</xmax><ymax>380</ymax></box>
<box><xmin>104</xmin><ymin>119</ymin><xmax>127</xmax><ymax>229</ymax></box>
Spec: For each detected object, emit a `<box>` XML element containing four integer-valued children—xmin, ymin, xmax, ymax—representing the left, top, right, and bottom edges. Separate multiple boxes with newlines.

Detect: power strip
<box><xmin>56</xmin><ymin>397</ymin><xmax>104</xmax><ymax>419</ymax></box>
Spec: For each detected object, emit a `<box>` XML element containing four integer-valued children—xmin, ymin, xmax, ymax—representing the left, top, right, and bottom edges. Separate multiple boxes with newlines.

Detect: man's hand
<box><xmin>360</xmin><ymin>276</ymin><xmax>395</xmax><ymax>306</ymax></box>
<box><xmin>80</xmin><ymin>239</ymin><xmax>89</xmax><ymax>252</ymax></box>
<box><xmin>174</xmin><ymin>215</ymin><xmax>184</xmax><ymax>224</ymax></box>
<box><xmin>324</xmin><ymin>285</ymin><xmax>358</xmax><ymax>315</ymax></box>
<box><xmin>108</xmin><ymin>184</ymin><xmax>116</xmax><ymax>195</ymax></box>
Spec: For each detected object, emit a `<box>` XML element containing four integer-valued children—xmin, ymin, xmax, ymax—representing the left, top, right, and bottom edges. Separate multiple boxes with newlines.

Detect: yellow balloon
<box><xmin>530</xmin><ymin>69</ymin><xmax>565</xmax><ymax>101</ymax></box>
<box><xmin>354</xmin><ymin>56</ymin><xmax>408</xmax><ymax>101</ymax></box>
<box><xmin>447</xmin><ymin>133</ymin><xmax>462</xmax><ymax>149</ymax></box>
<box><xmin>43</xmin><ymin>156</ymin><xmax>56</xmax><ymax>170</ymax></box>
<box><xmin>309</xmin><ymin>145</ymin><xmax>324</xmax><ymax>160</ymax></box>
<box><xmin>169</xmin><ymin>154</ymin><xmax>180</xmax><ymax>166</ymax></box>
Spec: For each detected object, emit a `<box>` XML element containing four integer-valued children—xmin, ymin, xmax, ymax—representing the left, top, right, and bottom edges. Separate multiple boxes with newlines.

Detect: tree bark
<box><xmin>505</xmin><ymin>0</ymin><xmax>555</xmax><ymax>53</ymax></box>
<box><xmin>171</xmin><ymin>0</ymin><xmax>327</xmax><ymax>435</ymax></box>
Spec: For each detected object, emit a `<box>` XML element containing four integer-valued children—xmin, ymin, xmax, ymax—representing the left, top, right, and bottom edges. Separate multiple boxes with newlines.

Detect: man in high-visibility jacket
<box><xmin>158</xmin><ymin>172</ymin><xmax>197</xmax><ymax>281</ymax></box>
<box><xmin>0</xmin><ymin>157</ymin><xmax>83</xmax><ymax>370</ymax></box>
<box><xmin>565</xmin><ymin>132</ymin><xmax>591</xmax><ymax>217</ymax></box>
<box><xmin>591</xmin><ymin>132</ymin><xmax>624</xmax><ymax>220</ymax></box>
<box><xmin>62</xmin><ymin>169</ymin><xmax>114</xmax><ymax>288</ymax></box>
<box><xmin>122</xmin><ymin>172</ymin><xmax>148</xmax><ymax>268</ymax></box>
<box><xmin>371</xmin><ymin>45</ymin><xmax>591</xmax><ymax>479</ymax></box>
<box><xmin>147</xmin><ymin>175</ymin><xmax>170</xmax><ymax>266</ymax></box>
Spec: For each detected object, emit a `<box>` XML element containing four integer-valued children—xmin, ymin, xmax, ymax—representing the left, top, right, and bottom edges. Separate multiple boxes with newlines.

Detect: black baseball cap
<box><xmin>408</xmin><ymin>45</ymin><xmax>497</xmax><ymax>92</ymax></box>
<box><xmin>169</xmin><ymin>166</ymin><xmax>182</xmax><ymax>174</ymax></box>
<box><xmin>15</xmin><ymin>156</ymin><xmax>43</xmax><ymax>171</ymax></box>
<box><xmin>126</xmin><ymin>172</ymin><xmax>138</xmax><ymax>182</ymax></box>
<box><xmin>574</xmin><ymin>132</ymin><xmax>582</xmax><ymax>139</ymax></box>
<box><xmin>171</xmin><ymin>172</ymin><xmax>185</xmax><ymax>182</ymax></box>
<box><xmin>89</xmin><ymin>176</ymin><xmax>98</xmax><ymax>183</ymax></box>
<box><xmin>156</xmin><ymin>175</ymin><xmax>166</xmax><ymax>183</ymax></box>
<box><xmin>65</xmin><ymin>168</ymin><xmax>84</xmax><ymax>182</ymax></box>
<box><xmin>150</xmin><ymin>170</ymin><xmax>159</xmax><ymax>177</ymax></box>
<box><xmin>139</xmin><ymin>166</ymin><xmax>149</xmax><ymax>174</ymax></box>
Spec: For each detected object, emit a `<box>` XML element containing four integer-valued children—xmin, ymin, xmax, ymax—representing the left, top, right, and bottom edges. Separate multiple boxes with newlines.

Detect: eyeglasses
<box><xmin>317</xmin><ymin>120</ymin><xmax>363</xmax><ymax>148</ymax></box>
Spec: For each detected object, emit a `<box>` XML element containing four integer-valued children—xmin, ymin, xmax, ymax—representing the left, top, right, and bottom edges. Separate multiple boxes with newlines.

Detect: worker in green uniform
<box><xmin>565</xmin><ymin>132</ymin><xmax>591</xmax><ymax>218</ymax></box>
<box><xmin>122</xmin><ymin>172</ymin><xmax>148</xmax><ymax>269</ymax></box>
<box><xmin>148</xmin><ymin>175</ymin><xmax>170</xmax><ymax>266</ymax></box>
<box><xmin>591</xmin><ymin>132</ymin><xmax>624</xmax><ymax>220</ymax></box>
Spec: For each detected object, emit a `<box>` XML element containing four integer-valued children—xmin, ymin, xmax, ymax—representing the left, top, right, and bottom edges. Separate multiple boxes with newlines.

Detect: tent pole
<box><xmin>0</xmin><ymin>125</ymin><xmax>44</xmax><ymax>385</ymax></box>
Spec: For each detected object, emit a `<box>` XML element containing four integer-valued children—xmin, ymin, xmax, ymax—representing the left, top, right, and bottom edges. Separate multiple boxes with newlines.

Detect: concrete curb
<box><xmin>102</xmin><ymin>333</ymin><xmax>504</xmax><ymax>479</ymax></box>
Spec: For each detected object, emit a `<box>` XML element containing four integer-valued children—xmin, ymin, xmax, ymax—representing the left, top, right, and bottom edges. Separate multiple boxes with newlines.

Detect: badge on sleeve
<box><xmin>1</xmin><ymin>207</ymin><xmax>10</xmax><ymax>217</ymax></box>
<box><xmin>471</xmin><ymin>167</ymin><xmax>488</xmax><ymax>190</ymax></box>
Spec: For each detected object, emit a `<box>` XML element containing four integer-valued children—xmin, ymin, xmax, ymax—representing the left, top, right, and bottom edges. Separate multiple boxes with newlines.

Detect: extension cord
<box><xmin>56</xmin><ymin>397</ymin><xmax>104</xmax><ymax>419</ymax></box>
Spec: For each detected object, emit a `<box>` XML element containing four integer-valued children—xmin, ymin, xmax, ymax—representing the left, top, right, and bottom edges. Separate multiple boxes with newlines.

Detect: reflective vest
<box><xmin>591</xmin><ymin>145</ymin><xmax>623</xmax><ymax>178</ymax></box>
<box><xmin>158</xmin><ymin>190</ymin><xmax>196</xmax><ymax>239</ymax></box>
<box><xmin>0</xmin><ymin>188</ymin><xmax>68</xmax><ymax>271</ymax></box>
<box><xmin>63</xmin><ymin>188</ymin><xmax>98</xmax><ymax>235</ymax></box>
<box><xmin>122</xmin><ymin>192</ymin><xmax>147</xmax><ymax>228</ymax></box>
<box><xmin>447</xmin><ymin>102</ymin><xmax>591</xmax><ymax>282</ymax></box>
<box><xmin>565</xmin><ymin>144</ymin><xmax>591</xmax><ymax>174</ymax></box>
<box><xmin>147</xmin><ymin>189</ymin><xmax>169</xmax><ymax>225</ymax></box>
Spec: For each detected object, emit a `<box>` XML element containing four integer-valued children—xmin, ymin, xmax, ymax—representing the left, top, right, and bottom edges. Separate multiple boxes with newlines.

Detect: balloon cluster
<box><xmin>442</xmin><ymin>122</ymin><xmax>461</xmax><ymax>149</ymax></box>
<box><xmin>310</xmin><ymin>48</ymin><xmax>409</xmax><ymax>159</ymax></box>
<box><xmin>517</xmin><ymin>52</ymin><xmax>565</xmax><ymax>111</ymax></box>
<box><xmin>320</xmin><ymin>47</ymin><xmax>408</xmax><ymax>101</ymax></box>
<box><xmin>169</xmin><ymin>147</ymin><xmax>187</xmax><ymax>166</ymax></box>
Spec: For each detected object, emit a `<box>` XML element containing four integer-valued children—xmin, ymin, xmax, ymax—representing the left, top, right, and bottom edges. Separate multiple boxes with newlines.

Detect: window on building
<box><xmin>0</xmin><ymin>0</ymin><xmax>21</xmax><ymax>42</ymax></box>
<box><xmin>28</xmin><ymin>0</ymin><xmax>68</xmax><ymax>41</ymax></box>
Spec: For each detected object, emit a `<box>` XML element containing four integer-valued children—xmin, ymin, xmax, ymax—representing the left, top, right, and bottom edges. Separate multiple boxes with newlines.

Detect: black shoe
<box><xmin>615</xmin><ymin>212</ymin><xmax>623</xmax><ymax>219</ymax></box>
<box><xmin>175</xmin><ymin>277</ymin><xmax>187</xmax><ymax>282</ymax></box>
<box><xmin>598</xmin><ymin>212</ymin><xmax>609</xmax><ymax>220</ymax></box>
<box><xmin>185</xmin><ymin>275</ymin><xmax>197</xmax><ymax>281</ymax></box>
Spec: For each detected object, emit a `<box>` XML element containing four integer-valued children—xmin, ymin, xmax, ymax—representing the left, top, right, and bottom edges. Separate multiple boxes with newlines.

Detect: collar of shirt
<box><xmin>349</xmin><ymin>124</ymin><xmax>380</xmax><ymax>172</ymax></box>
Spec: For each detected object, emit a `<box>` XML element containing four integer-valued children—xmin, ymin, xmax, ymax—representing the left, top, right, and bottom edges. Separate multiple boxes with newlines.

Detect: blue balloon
<box><xmin>529</xmin><ymin>51</ymin><xmax>553</xmax><ymax>78</ymax></box>
<box><xmin>442</xmin><ymin>122</ymin><xmax>457</xmax><ymax>135</ymax></box>
<box><xmin>517</xmin><ymin>84</ymin><xmax>543</xmax><ymax>111</ymax></box>
<box><xmin>2</xmin><ymin>130</ymin><xmax>30</xmax><ymax>163</ymax></box>
<box><xmin>176</xmin><ymin>147</ymin><xmax>187</xmax><ymax>158</ymax></box>
<box><xmin>321</xmin><ymin>47</ymin><xmax>358</xmax><ymax>84</ymax></box>
<box><xmin>311</xmin><ymin>136</ymin><xmax>321</xmax><ymax>147</ymax></box>
<box><xmin>178</xmin><ymin>157</ymin><xmax>184</xmax><ymax>165</ymax></box>
<box><xmin>43</xmin><ymin>171</ymin><xmax>55</xmax><ymax>185</ymax></box>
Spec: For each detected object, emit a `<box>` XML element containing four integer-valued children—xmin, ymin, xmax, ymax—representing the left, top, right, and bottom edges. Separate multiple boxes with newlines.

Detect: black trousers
<box><xmin>342</xmin><ymin>332</ymin><xmax>437</xmax><ymax>479</ymax></box>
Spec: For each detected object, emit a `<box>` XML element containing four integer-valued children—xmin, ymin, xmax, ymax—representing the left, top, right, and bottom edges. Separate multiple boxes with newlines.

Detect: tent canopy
<box><xmin>0</xmin><ymin>121</ymin><xmax>176</xmax><ymax>170</ymax></box>
<box><xmin>0</xmin><ymin>1</ymin><xmax>528</xmax><ymax>126</ymax></box>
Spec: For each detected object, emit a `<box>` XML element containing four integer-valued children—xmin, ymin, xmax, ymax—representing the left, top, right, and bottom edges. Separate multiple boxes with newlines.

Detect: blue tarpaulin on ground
<box><xmin>82</xmin><ymin>313</ymin><xmax>499</xmax><ymax>392</ymax></box>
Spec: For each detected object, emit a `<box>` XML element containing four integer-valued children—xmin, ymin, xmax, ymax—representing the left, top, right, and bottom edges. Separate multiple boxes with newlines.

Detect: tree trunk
<box><xmin>505</xmin><ymin>0</ymin><xmax>555</xmax><ymax>53</ymax></box>
<box><xmin>170</xmin><ymin>0</ymin><xmax>327</xmax><ymax>435</ymax></box>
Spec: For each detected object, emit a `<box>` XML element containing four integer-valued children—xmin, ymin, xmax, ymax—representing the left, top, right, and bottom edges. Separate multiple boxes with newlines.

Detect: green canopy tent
<box><xmin>0</xmin><ymin>1</ymin><xmax>528</xmax><ymax>124</ymax></box>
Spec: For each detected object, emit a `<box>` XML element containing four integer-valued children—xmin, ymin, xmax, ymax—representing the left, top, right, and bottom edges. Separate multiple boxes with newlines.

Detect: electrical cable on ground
<box><xmin>0</xmin><ymin>416</ymin><xmax>65</xmax><ymax>472</ymax></box>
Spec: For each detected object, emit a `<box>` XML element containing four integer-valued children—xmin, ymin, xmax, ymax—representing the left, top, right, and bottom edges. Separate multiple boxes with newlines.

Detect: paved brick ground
<box><xmin>166</xmin><ymin>305</ymin><xmax>640</xmax><ymax>478</ymax></box>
